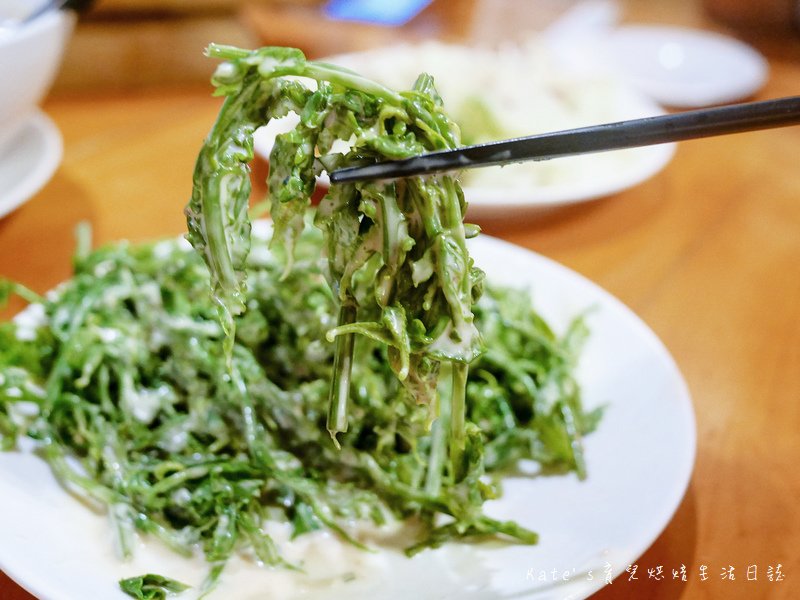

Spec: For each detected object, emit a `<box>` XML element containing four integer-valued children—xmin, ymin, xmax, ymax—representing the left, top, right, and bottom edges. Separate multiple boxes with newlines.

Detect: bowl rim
<box><xmin>0</xmin><ymin>7</ymin><xmax>67</xmax><ymax>49</ymax></box>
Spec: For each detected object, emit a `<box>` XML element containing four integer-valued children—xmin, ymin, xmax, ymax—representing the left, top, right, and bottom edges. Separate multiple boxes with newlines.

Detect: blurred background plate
<box><xmin>603</xmin><ymin>25</ymin><xmax>769</xmax><ymax>108</ymax></box>
<box><xmin>0</xmin><ymin>110</ymin><xmax>63</xmax><ymax>220</ymax></box>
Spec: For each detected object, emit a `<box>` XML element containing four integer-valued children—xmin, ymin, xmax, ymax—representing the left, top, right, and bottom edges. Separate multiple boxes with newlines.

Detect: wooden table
<box><xmin>1</xmin><ymin>2</ymin><xmax>799</xmax><ymax>599</ymax></box>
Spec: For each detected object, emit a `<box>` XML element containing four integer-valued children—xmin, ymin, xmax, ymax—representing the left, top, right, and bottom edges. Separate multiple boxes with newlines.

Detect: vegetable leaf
<box><xmin>186</xmin><ymin>46</ymin><xmax>483</xmax><ymax>453</ymax></box>
<box><xmin>119</xmin><ymin>574</ymin><xmax>190</xmax><ymax>600</ymax></box>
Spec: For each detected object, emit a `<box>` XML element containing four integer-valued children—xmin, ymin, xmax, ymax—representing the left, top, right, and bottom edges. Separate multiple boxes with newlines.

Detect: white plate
<box><xmin>460</xmin><ymin>132</ymin><xmax>674</xmax><ymax>217</ymax></box>
<box><xmin>605</xmin><ymin>25</ymin><xmax>768</xmax><ymax>108</ymax></box>
<box><xmin>0</xmin><ymin>109</ymin><xmax>62</xmax><ymax>219</ymax></box>
<box><xmin>0</xmin><ymin>229</ymin><xmax>695</xmax><ymax>600</ymax></box>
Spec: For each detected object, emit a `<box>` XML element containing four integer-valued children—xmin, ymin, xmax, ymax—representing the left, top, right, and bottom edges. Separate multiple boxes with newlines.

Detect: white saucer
<box><xmin>605</xmin><ymin>25</ymin><xmax>768</xmax><ymax>108</ymax></box>
<box><xmin>0</xmin><ymin>110</ymin><xmax>63</xmax><ymax>219</ymax></box>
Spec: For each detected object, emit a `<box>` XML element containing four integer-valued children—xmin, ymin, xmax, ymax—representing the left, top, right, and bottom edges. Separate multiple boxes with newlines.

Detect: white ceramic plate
<box><xmin>0</xmin><ymin>229</ymin><xmax>695</xmax><ymax>600</ymax></box>
<box><xmin>459</xmin><ymin>132</ymin><xmax>674</xmax><ymax>218</ymax></box>
<box><xmin>0</xmin><ymin>109</ymin><xmax>62</xmax><ymax>219</ymax></box>
<box><xmin>605</xmin><ymin>25</ymin><xmax>768</xmax><ymax>109</ymax></box>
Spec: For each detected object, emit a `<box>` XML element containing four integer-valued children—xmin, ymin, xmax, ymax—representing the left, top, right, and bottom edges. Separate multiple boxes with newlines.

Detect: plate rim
<box><xmin>0</xmin><ymin>109</ymin><xmax>63</xmax><ymax>220</ymax></box>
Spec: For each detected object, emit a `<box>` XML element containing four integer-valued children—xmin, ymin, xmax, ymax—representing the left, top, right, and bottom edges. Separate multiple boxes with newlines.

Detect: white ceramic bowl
<box><xmin>0</xmin><ymin>0</ymin><xmax>75</xmax><ymax>152</ymax></box>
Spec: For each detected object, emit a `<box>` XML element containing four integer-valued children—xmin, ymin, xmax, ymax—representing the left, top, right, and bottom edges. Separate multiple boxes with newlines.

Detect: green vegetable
<box><xmin>0</xmin><ymin>226</ymin><xmax>598</xmax><ymax>592</ymax></box>
<box><xmin>186</xmin><ymin>46</ymin><xmax>483</xmax><ymax>470</ymax></box>
<box><xmin>119</xmin><ymin>573</ymin><xmax>190</xmax><ymax>599</ymax></box>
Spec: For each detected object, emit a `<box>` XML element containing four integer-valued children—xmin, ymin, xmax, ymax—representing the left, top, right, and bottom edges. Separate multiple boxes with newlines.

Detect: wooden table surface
<box><xmin>1</xmin><ymin>2</ymin><xmax>799</xmax><ymax>599</ymax></box>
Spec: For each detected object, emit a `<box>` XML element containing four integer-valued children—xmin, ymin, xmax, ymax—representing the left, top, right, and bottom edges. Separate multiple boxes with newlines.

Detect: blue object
<box><xmin>324</xmin><ymin>0</ymin><xmax>433</xmax><ymax>26</ymax></box>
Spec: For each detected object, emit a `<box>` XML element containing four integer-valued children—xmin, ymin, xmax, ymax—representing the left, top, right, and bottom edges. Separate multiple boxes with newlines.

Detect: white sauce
<box><xmin>96</xmin><ymin>327</ymin><xmax>121</xmax><ymax>344</ymax></box>
<box><xmin>13</xmin><ymin>302</ymin><xmax>45</xmax><ymax>341</ymax></box>
<box><xmin>122</xmin><ymin>384</ymin><xmax>171</xmax><ymax>425</ymax></box>
<box><xmin>153</xmin><ymin>240</ymin><xmax>177</xmax><ymax>259</ymax></box>
<box><xmin>116</xmin><ymin>517</ymin><xmax>491</xmax><ymax>600</ymax></box>
<box><xmin>428</xmin><ymin>319</ymin><xmax>480</xmax><ymax>360</ymax></box>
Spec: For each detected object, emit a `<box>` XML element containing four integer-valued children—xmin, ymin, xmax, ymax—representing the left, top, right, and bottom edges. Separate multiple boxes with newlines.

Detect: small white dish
<box><xmin>0</xmin><ymin>109</ymin><xmax>62</xmax><ymax>219</ymax></box>
<box><xmin>0</xmin><ymin>225</ymin><xmax>695</xmax><ymax>600</ymax></box>
<box><xmin>605</xmin><ymin>25</ymin><xmax>768</xmax><ymax>108</ymax></box>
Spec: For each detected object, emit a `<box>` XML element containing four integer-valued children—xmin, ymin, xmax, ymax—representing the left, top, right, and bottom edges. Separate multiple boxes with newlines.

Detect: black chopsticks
<box><xmin>328</xmin><ymin>95</ymin><xmax>800</xmax><ymax>183</ymax></box>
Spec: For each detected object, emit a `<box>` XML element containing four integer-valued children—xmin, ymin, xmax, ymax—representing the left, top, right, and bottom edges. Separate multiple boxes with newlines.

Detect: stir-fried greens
<box><xmin>0</xmin><ymin>225</ymin><xmax>598</xmax><ymax>593</ymax></box>
<box><xmin>0</xmin><ymin>45</ymin><xmax>602</xmax><ymax>597</ymax></box>
<box><xmin>186</xmin><ymin>45</ymin><xmax>482</xmax><ymax>467</ymax></box>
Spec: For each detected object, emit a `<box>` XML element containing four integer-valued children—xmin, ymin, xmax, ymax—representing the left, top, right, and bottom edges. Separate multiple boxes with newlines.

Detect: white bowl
<box><xmin>0</xmin><ymin>0</ymin><xmax>75</xmax><ymax>152</ymax></box>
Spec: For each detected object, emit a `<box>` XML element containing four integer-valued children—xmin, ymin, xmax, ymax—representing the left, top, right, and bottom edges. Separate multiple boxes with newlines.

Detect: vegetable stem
<box><xmin>424</xmin><ymin>396</ymin><xmax>448</xmax><ymax>497</ymax></box>
<box><xmin>449</xmin><ymin>362</ymin><xmax>468</xmax><ymax>481</ymax></box>
<box><xmin>327</xmin><ymin>302</ymin><xmax>357</xmax><ymax>446</ymax></box>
